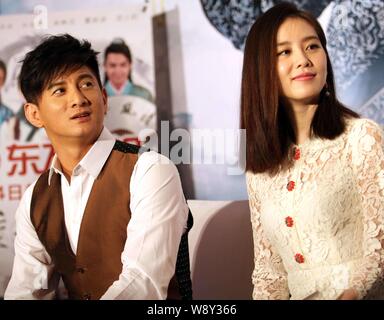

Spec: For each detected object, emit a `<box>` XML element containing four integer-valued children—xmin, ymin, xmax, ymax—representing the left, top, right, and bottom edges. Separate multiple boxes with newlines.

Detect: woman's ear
<box><xmin>24</xmin><ymin>103</ymin><xmax>44</xmax><ymax>128</ymax></box>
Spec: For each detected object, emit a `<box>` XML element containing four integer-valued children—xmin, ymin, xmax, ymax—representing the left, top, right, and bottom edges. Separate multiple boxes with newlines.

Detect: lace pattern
<box><xmin>247</xmin><ymin>118</ymin><xmax>384</xmax><ymax>299</ymax></box>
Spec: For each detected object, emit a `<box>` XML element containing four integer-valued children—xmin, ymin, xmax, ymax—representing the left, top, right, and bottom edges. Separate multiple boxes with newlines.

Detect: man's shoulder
<box><xmin>30</xmin><ymin>170</ymin><xmax>57</xmax><ymax>197</ymax></box>
<box><xmin>112</xmin><ymin>140</ymin><xmax>141</xmax><ymax>154</ymax></box>
<box><xmin>132</xmin><ymin>150</ymin><xmax>177</xmax><ymax>183</ymax></box>
<box><xmin>137</xmin><ymin>150</ymin><xmax>174</xmax><ymax>167</ymax></box>
<box><xmin>21</xmin><ymin>179</ymin><xmax>38</xmax><ymax>206</ymax></box>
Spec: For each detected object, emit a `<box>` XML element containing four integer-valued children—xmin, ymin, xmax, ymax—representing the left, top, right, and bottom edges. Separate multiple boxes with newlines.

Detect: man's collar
<box><xmin>48</xmin><ymin>127</ymin><xmax>116</xmax><ymax>185</ymax></box>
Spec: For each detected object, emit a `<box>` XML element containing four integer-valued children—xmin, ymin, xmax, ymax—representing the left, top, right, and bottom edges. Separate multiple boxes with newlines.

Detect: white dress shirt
<box><xmin>4</xmin><ymin>127</ymin><xmax>189</xmax><ymax>300</ymax></box>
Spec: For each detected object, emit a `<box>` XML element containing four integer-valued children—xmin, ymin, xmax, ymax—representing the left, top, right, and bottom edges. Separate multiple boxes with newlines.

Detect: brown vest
<box><xmin>30</xmin><ymin>141</ymin><xmax>140</xmax><ymax>300</ymax></box>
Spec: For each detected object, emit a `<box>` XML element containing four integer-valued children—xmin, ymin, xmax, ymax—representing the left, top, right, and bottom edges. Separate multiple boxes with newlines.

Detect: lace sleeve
<box><xmin>247</xmin><ymin>175</ymin><xmax>290</xmax><ymax>300</ymax></box>
<box><xmin>349</xmin><ymin>119</ymin><xmax>384</xmax><ymax>299</ymax></box>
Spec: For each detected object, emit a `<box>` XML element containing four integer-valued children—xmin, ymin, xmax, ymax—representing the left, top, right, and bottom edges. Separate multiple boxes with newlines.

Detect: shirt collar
<box><xmin>48</xmin><ymin>127</ymin><xmax>116</xmax><ymax>185</ymax></box>
<box><xmin>106</xmin><ymin>80</ymin><xmax>130</xmax><ymax>96</ymax></box>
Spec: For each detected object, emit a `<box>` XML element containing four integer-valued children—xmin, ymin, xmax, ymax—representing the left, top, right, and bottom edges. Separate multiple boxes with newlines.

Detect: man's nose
<box><xmin>70</xmin><ymin>88</ymin><xmax>89</xmax><ymax>108</ymax></box>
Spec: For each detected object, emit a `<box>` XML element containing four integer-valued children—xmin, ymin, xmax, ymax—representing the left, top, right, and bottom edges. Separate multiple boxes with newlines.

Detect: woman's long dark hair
<box><xmin>240</xmin><ymin>2</ymin><xmax>358</xmax><ymax>175</ymax></box>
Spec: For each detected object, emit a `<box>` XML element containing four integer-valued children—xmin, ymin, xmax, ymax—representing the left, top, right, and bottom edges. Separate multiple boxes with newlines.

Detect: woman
<box><xmin>241</xmin><ymin>3</ymin><xmax>384</xmax><ymax>300</ymax></box>
<box><xmin>103</xmin><ymin>39</ymin><xmax>153</xmax><ymax>103</ymax></box>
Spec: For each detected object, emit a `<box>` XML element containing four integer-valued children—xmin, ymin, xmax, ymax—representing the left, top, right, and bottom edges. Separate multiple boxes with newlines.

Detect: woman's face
<box><xmin>104</xmin><ymin>53</ymin><xmax>131</xmax><ymax>87</ymax></box>
<box><xmin>276</xmin><ymin>17</ymin><xmax>327</xmax><ymax>106</ymax></box>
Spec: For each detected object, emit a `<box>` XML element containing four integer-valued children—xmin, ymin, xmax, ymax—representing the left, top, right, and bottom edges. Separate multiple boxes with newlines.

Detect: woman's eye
<box><xmin>307</xmin><ymin>43</ymin><xmax>320</xmax><ymax>50</ymax></box>
<box><xmin>278</xmin><ymin>49</ymin><xmax>290</xmax><ymax>56</ymax></box>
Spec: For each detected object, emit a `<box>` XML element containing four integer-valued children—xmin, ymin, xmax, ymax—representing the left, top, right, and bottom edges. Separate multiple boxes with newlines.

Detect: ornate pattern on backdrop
<box><xmin>200</xmin><ymin>0</ymin><xmax>384</xmax><ymax>124</ymax></box>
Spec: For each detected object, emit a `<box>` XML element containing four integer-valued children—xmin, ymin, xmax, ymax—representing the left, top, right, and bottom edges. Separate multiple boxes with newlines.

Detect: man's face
<box><xmin>104</xmin><ymin>53</ymin><xmax>131</xmax><ymax>88</ymax></box>
<box><xmin>0</xmin><ymin>68</ymin><xmax>5</xmax><ymax>88</ymax></box>
<box><xmin>25</xmin><ymin>66</ymin><xmax>107</xmax><ymax>146</ymax></box>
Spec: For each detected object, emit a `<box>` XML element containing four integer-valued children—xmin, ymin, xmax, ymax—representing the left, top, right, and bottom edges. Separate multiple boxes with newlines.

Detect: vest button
<box><xmin>82</xmin><ymin>293</ymin><xmax>91</xmax><ymax>300</ymax></box>
<box><xmin>77</xmin><ymin>267</ymin><xmax>87</xmax><ymax>273</ymax></box>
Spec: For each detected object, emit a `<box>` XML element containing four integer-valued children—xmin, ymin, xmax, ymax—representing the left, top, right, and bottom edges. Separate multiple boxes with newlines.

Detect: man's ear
<box><xmin>102</xmin><ymin>87</ymin><xmax>108</xmax><ymax>115</ymax></box>
<box><xmin>24</xmin><ymin>103</ymin><xmax>44</xmax><ymax>128</ymax></box>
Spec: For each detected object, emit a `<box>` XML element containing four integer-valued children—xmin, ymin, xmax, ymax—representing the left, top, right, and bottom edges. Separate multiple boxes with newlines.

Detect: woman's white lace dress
<box><xmin>246</xmin><ymin>118</ymin><xmax>384</xmax><ymax>300</ymax></box>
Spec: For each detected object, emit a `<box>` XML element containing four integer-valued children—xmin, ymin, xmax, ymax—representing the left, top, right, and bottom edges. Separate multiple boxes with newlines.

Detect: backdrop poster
<box><xmin>0</xmin><ymin>5</ymin><xmax>155</xmax><ymax>295</ymax></box>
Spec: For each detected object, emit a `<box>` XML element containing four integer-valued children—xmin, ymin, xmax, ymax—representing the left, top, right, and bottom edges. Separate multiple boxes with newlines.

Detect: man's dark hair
<box><xmin>19</xmin><ymin>33</ymin><xmax>102</xmax><ymax>104</ymax></box>
<box><xmin>103</xmin><ymin>39</ymin><xmax>132</xmax><ymax>83</ymax></box>
<box><xmin>104</xmin><ymin>40</ymin><xmax>132</xmax><ymax>63</ymax></box>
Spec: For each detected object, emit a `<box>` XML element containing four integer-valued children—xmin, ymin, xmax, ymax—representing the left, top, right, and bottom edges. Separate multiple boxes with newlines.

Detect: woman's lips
<box><xmin>292</xmin><ymin>73</ymin><xmax>316</xmax><ymax>81</ymax></box>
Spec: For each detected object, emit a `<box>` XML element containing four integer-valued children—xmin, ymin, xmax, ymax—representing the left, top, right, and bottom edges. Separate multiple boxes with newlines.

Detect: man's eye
<box><xmin>81</xmin><ymin>81</ymin><xmax>94</xmax><ymax>88</ymax></box>
<box><xmin>53</xmin><ymin>88</ymin><xmax>65</xmax><ymax>95</ymax></box>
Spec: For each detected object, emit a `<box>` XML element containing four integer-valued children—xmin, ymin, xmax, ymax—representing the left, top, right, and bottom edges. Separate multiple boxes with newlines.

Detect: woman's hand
<box><xmin>337</xmin><ymin>288</ymin><xmax>358</xmax><ymax>300</ymax></box>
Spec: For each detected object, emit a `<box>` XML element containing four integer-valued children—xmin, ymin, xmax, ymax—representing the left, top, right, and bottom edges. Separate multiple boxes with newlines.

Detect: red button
<box><xmin>285</xmin><ymin>216</ymin><xmax>294</xmax><ymax>227</ymax></box>
<box><xmin>293</xmin><ymin>147</ymin><xmax>301</xmax><ymax>160</ymax></box>
<box><xmin>294</xmin><ymin>253</ymin><xmax>305</xmax><ymax>264</ymax></box>
<box><xmin>287</xmin><ymin>181</ymin><xmax>295</xmax><ymax>191</ymax></box>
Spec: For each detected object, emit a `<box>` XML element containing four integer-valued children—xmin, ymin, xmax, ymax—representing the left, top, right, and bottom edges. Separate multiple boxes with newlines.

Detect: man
<box><xmin>102</xmin><ymin>40</ymin><xmax>156</xmax><ymax>146</ymax></box>
<box><xmin>0</xmin><ymin>60</ymin><xmax>14</xmax><ymax>126</ymax></box>
<box><xmin>103</xmin><ymin>39</ymin><xmax>153</xmax><ymax>102</ymax></box>
<box><xmin>4</xmin><ymin>34</ymin><xmax>192</xmax><ymax>300</ymax></box>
